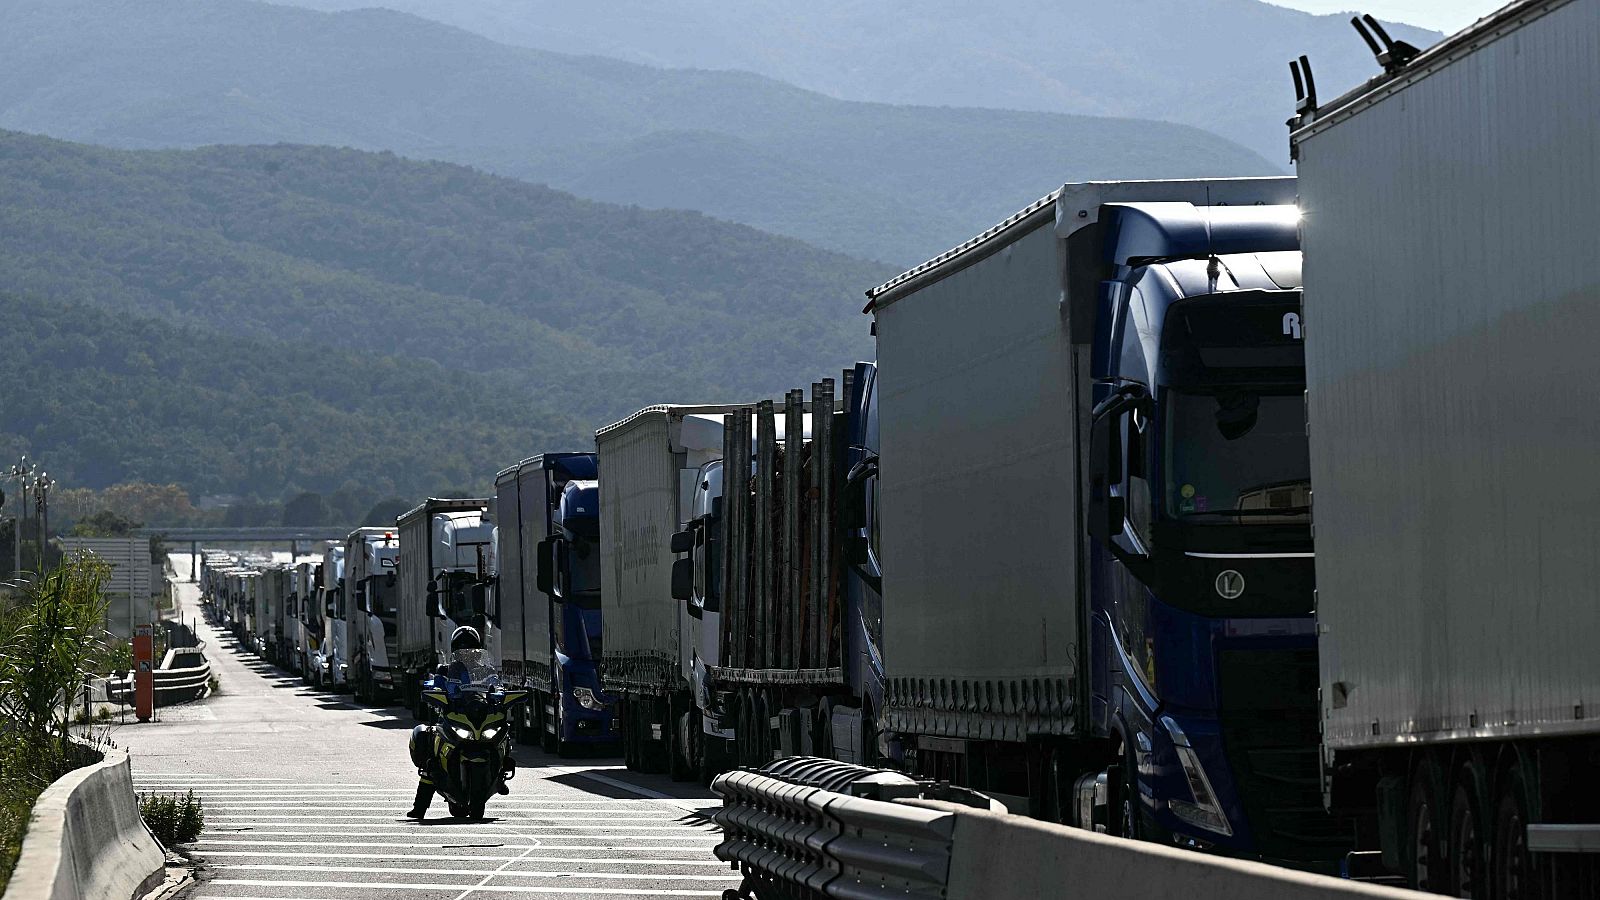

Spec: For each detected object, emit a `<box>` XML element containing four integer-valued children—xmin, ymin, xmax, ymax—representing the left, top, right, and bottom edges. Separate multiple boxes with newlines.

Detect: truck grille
<box><xmin>1216</xmin><ymin>648</ymin><xmax>1355</xmax><ymax>861</ymax></box>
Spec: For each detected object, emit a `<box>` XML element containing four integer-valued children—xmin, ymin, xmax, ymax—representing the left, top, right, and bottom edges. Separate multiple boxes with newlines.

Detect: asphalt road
<box><xmin>114</xmin><ymin>579</ymin><xmax>738</xmax><ymax>900</ymax></box>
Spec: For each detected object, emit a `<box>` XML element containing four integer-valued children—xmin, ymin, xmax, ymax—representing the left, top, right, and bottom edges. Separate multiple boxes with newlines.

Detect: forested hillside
<box><xmin>0</xmin><ymin>132</ymin><xmax>892</xmax><ymax>499</ymax></box>
<box><xmin>280</xmin><ymin>0</ymin><xmax>1440</xmax><ymax>165</ymax></box>
<box><xmin>0</xmin><ymin>290</ymin><xmax>582</xmax><ymax>500</ymax></box>
<box><xmin>0</xmin><ymin>0</ymin><xmax>1278</xmax><ymax>264</ymax></box>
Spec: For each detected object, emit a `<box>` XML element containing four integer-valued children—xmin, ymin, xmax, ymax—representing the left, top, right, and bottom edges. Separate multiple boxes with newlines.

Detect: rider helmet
<box><xmin>450</xmin><ymin>625</ymin><xmax>483</xmax><ymax>652</ymax></box>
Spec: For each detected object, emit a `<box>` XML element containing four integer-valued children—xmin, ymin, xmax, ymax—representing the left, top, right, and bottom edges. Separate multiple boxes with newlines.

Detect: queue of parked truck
<box><xmin>197</xmin><ymin>1</ymin><xmax>1598</xmax><ymax>895</ymax></box>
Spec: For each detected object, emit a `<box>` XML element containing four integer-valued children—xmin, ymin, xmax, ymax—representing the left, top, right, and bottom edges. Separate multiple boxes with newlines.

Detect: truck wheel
<box><xmin>669</xmin><ymin>702</ymin><xmax>694</xmax><ymax>782</ymax></box>
<box><xmin>541</xmin><ymin>693</ymin><xmax>558</xmax><ymax>754</ymax></box>
<box><xmin>1492</xmin><ymin>764</ymin><xmax>1537</xmax><ymax>900</ymax></box>
<box><xmin>1406</xmin><ymin>761</ymin><xmax>1447</xmax><ymax>893</ymax></box>
<box><xmin>622</xmin><ymin>701</ymin><xmax>638</xmax><ymax>770</ymax></box>
<box><xmin>1450</xmin><ymin>779</ymin><xmax>1486</xmax><ymax>898</ymax></box>
<box><xmin>553</xmin><ymin>698</ymin><xmax>576</xmax><ymax>759</ymax></box>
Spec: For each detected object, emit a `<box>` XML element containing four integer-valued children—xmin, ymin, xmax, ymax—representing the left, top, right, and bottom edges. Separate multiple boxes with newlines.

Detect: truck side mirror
<box><xmin>426</xmin><ymin>577</ymin><xmax>446</xmax><ymax>619</ymax></box>
<box><xmin>535</xmin><ymin>537</ymin><xmax>556</xmax><ymax>595</ymax></box>
<box><xmin>471</xmin><ymin>583</ymin><xmax>493</xmax><ymax>623</ymax></box>
<box><xmin>670</xmin><ymin>558</ymin><xmax>694</xmax><ymax>602</ymax></box>
<box><xmin>670</xmin><ymin>528</ymin><xmax>695</xmax><ymax>554</ymax></box>
<box><xmin>354</xmin><ymin>584</ymin><xmax>369</xmax><ymax>614</ymax></box>
<box><xmin>843</xmin><ymin>456</ymin><xmax>878</xmax><ymax>530</ymax></box>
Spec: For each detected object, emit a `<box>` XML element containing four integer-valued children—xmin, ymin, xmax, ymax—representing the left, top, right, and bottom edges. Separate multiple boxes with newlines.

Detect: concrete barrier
<box><xmin>2</xmin><ymin>746</ymin><xmax>165</xmax><ymax>900</ymax></box>
<box><xmin>917</xmin><ymin>800</ymin><xmax>1423</xmax><ymax>899</ymax></box>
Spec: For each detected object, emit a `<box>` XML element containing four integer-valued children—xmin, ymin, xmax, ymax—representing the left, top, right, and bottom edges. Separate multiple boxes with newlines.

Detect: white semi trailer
<box><xmin>396</xmin><ymin>499</ymin><xmax>494</xmax><ymax>716</ymax></box>
<box><xmin>1292</xmin><ymin>0</ymin><xmax>1600</xmax><ymax>893</ymax></box>
<box><xmin>596</xmin><ymin>405</ymin><xmax>744</xmax><ymax>773</ymax></box>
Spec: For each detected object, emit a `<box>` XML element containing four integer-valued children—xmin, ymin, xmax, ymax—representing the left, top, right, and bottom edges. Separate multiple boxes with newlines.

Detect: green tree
<box><xmin>360</xmin><ymin>497</ymin><xmax>411</xmax><ymax>528</ymax></box>
<box><xmin>281</xmin><ymin>492</ymin><xmax>333</xmax><ymax>526</ymax></box>
<box><xmin>69</xmin><ymin>509</ymin><xmax>142</xmax><ymax>537</ymax></box>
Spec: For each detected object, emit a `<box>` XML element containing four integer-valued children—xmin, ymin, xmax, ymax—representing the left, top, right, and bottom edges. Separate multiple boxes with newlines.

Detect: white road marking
<box><xmin>209</xmin><ymin>880</ymin><xmax>725</xmax><ymax>895</ymax></box>
<box><xmin>197</xmin><ymin>829</ymin><xmax>718</xmax><ymax>840</ymax></box>
<box><xmin>200</xmin><ymin>807</ymin><xmax>675</xmax><ymax>813</ymax></box>
<box><xmin>215</xmin><ymin>864</ymin><xmax>739</xmax><ymax>881</ymax></box>
<box><xmin>197</xmin><ymin>851</ymin><xmax>730</xmax><ymax>866</ymax></box>
<box><xmin>533</xmin><ymin>765</ymin><xmax>706</xmax><ymax>812</ymax></box>
<box><xmin>204</xmin><ymin>820</ymin><xmax>712</xmax><ymax>831</ymax></box>
<box><xmin>198</xmin><ymin>832</ymin><xmax>720</xmax><ymax>845</ymax></box>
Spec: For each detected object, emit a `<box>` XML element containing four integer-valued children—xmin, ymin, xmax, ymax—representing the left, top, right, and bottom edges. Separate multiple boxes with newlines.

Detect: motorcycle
<box><xmin>417</xmin><ymin>650</ymin><xmax>529</xmax><ymax>820</ymax></box>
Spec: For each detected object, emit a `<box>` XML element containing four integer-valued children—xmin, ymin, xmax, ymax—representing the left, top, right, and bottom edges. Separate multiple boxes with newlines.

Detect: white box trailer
<box><xmin>596</xmin><ymin>404</ymin><xmax>743</xmax><ymax>767</ymax></box>
<box><xmin>396</xmin><ymin>499</ymin><xmax>493</xmax><ymax>711</ymax></box>
<box><xmin>1292</xmin><ymin>0</ymin><xmax>1600</xmax><ymax>889</ymax></box>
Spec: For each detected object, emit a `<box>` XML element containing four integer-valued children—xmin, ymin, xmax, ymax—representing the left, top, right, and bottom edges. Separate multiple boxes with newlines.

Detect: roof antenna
<box><xmin>1351</xmin><ymin>14</ymin><xmax>1421</xmax><ymax>74</ymax></box>
<box><xmin>1204</xmin><ymin>185</ymin><xmax>1221</xmax><ymax>292</ymax></box>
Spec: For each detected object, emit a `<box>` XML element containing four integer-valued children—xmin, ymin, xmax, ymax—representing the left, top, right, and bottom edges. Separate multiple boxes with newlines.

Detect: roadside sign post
<box><xmin>134</xmin><ymin>624</ymin><xmax>154</xmax><ymax>722</ymax></box>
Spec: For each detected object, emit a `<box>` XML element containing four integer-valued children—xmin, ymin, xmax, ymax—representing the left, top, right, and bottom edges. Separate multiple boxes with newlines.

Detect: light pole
<box><xmin>3</xmin><ymin>458</ymin><xmax>36</xmax><ymax>580</ymax></box>
<box><xmin>34</xmin><ymin>472</ymin><xmax>53</xmax><ymax>573</ymax></box>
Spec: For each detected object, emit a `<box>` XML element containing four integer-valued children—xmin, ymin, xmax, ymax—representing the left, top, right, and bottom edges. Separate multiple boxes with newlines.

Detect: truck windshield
<box><xmin>566</xmin><ymin>537</ymin><xmax>602</xmax><ymax>610</ymax></box>
<box><xmin>1164</xmin><ymin>389</ymin><xmax>1310</xmax><ymax>523</ymax></box>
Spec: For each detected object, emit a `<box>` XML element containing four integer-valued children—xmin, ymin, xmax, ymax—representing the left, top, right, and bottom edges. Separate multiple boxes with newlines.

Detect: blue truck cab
<box><xmin>542</xmin><ymin>476</ymin><xmax>612</xmax><ymax>748</ymax></box>
<box><xmin>1083</xmin><ymin>201</ymin><xmax>1348</xmax><ymax>864</ymax></box>
<box><xmin>498</xmin><ymin>452</ymin><xmax>615</xmax><ymax>755</ymax></box>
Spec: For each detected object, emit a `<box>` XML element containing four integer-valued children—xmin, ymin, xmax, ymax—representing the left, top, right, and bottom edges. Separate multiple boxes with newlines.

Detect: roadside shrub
<box><xmin>138</xmin><ymin>791</ymin><xmax>204</xmax><ymax>846</ymax></box>
<box><xmin>0</xmin><ymin>558</ymin><xmax>115</xmax><ymax>892</ymax></box>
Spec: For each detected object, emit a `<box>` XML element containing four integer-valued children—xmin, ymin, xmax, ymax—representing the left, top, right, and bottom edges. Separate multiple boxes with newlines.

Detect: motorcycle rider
<box><xmin>407</xmin><ymin>625</ymin><xmax>515</xmax><ymax>819</ymax></box>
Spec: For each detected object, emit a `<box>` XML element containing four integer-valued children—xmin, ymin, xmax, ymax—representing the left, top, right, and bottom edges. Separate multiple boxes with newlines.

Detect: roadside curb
<box><xmin>136</xmin><ymin>856</ymin><xmax>195</xmax><ymax>900</ymax></box>
<box><xmin>2</xmin><ymin>745</ymin><xmax>166</xmax><ymax>900</ymax></box>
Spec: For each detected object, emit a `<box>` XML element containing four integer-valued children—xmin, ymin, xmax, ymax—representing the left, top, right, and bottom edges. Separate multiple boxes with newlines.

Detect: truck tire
<box><xmin>1449</xmin><ymin>775</ymin><xmax>1486</xmax><ymax>898</ymax></box>
<box><xmin>1406</xmin><ymin>760</ymin><xmax>1447</xmax><ymax>893</ymax></box>
<box><xmin>541</xmin><ymin>692</ymin><xmax>558</xmax><ymax>754</ymax></box>
<box><xmin>1492</xmin><ymin>764</ymin><xmax>1537</xmax><ymax>900</ymax></box>
<box><xmin>668</xmin><ymin>701</ymin><xmax>694</xmax><ymax>782</ymax></box>
<box><xmin>622</xmin><ymin>700</ymin><xmax>638</xmax><ymax>770</ymax></box>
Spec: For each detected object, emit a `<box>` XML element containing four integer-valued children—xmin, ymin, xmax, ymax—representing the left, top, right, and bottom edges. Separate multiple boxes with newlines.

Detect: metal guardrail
<box><xmin>711</xmin><ymin>757</ymin><xmax>997</xmax><ymax>900</ymax></box>
<box><xmin>90</xmin><ymin>645</ymin><xmax>212</xmax><ymax>709</ymax></box>
<box><xmin>154</xmin><ymin>657</ymin><xmax>211</xmax><ymax>705</ymax></box>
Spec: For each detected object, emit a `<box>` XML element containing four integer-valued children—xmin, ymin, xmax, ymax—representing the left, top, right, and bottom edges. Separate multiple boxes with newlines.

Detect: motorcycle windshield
<box><xmin>450</xmin><ymin>649</ymin><xmax>500</xmax><ymax>689</ymax></box>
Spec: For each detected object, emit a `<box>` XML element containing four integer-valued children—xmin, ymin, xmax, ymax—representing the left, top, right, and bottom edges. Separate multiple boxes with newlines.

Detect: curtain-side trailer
<box><xmin>1292</xmin><ymin>0</ymin><xmax>1600</xmax><ymax>892</ymax></box>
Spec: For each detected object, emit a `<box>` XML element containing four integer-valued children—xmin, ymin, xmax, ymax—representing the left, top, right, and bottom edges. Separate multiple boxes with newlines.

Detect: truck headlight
<box><xmin>1161</xmin><ymin>716</ymin><xmax>1233</xmax><ymax>837</ymax></box>
<box><xmin>573</xmin><ymin>687</ymin><xmax>606</xmax><ymax>711</ymax></box>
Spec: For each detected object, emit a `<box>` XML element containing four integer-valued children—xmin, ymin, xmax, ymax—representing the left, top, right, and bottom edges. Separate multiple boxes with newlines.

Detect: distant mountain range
<box><xmin>278</xmin><ymin>0</ymin><xmax>1441</xmax><ymax>167</ymax></box>
<box><xmin>0</xmin><ymin>0</ymin><xmax>1280</xmax><ymax>265</ymax></box>
<box><xmin>0</xmin><ymin>131</ymin><xmax>892</xmax><ymax>497</ymax></box>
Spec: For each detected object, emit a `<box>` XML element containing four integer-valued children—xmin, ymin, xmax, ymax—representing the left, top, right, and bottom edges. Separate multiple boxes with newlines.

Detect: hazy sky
<box><xmin>1267</xmin><ymin>1</ymin><xmax>1506</xmax><ymax>33</ymax></box>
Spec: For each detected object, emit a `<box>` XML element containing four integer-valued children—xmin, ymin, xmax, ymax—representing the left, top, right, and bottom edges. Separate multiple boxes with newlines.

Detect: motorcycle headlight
<box><xmin>480</xmin><ymin>726</ymin><xmax>501</xmax><ymax>741</ymax></box>
<box><xmin>451</xmin><ymin>725</ymin><xmax>474</xmax><ymax>740</ymax></box>
<box><xmin>573</xmin><ymin>686</ymin><xmax>606</xmax><ymax>711</ymax></box>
